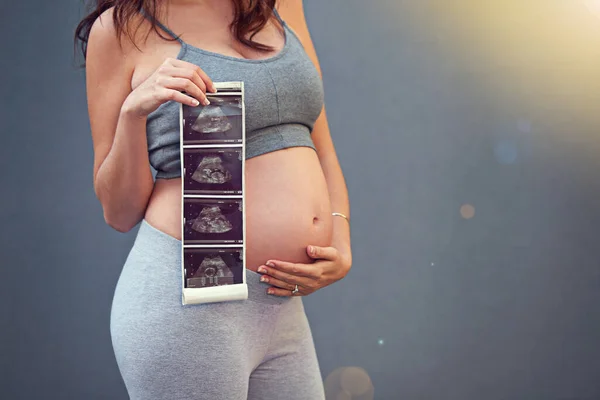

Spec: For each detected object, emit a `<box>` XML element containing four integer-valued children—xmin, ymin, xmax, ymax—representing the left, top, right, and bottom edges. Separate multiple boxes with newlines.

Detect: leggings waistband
<box><xmin>135</xmin><ymin>219</ymin><xmax>291</xmax><ymax>306</ymax></box>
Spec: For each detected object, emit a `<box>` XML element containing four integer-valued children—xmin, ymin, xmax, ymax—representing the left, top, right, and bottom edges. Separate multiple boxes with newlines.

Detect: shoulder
<box><xmin>275</xmin><ymin>0</ymin><xmax>307</xmax><ymax>37</ymax></box>
<box><xmin>87</xmin><ymin>6</ymin><xmax>150</xmax><ymax>71</ymax></box>
<box><xmin>275</xmin><ymin>0</ymin><xmax>323</xmax><ymax>75</ymax></box>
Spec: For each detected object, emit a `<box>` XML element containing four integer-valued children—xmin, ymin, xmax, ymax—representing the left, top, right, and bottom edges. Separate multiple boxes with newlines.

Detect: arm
<box><xmin>278</xmin><ymin>0</ymin><xmax>352</xmax><ymax>271</ymax></box>
<box><xmin>87</xmin><ymin>8</ymin><xmax>155</xmax><ymax>232</ymax></box>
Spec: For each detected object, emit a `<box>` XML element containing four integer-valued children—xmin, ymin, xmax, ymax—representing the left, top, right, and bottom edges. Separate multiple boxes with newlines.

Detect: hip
<box><xmin>112</xmin><ymin>218</ymin><xmax>294</xmax><ymax>309</ymax></box>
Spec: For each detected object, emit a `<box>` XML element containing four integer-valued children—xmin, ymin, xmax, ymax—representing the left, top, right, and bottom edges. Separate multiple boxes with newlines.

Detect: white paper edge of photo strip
<box><xmin>180</xmin><ymin>81</ymin><xmax>248</xmax><ymax>305</ymax></box>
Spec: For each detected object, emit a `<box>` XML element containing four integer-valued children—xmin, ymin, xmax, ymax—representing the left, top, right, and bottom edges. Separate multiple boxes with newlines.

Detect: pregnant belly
<box><xmin>144</xmin><ymin>147</ymin><xmax>334</xmax><ymax>272</ymax></box>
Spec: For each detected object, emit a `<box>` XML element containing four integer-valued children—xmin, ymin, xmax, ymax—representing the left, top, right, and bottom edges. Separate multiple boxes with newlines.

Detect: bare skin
<box><xmin>87</xmin><ymin>1</ymin><xmax>334</xmax><ymax>279</ymax></box>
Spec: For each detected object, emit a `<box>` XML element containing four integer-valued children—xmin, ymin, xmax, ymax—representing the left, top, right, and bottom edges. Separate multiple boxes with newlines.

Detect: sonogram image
<box><xmin>192</xmin><ymin>206</ymin><xmax>233</xmax><ymax>234</ymax></box>
<box><xmin>183</xmin><ymin>198</ymin><xmax>243</xmax><ymax>244</ymax></box>
<box><xmin>192</xmin><ymin>105</ymin><xmax>232</xmax><ymax>133</ymax></box>
<box><xmin>181</xmin><ymin>94</ymin><xmax>243</xmax><ymax>144</ymax></box>
<box><xmin>183</xmin><ymin>148</ymin><xmax>243</xmax><ymax>195</ymax></box>
<box><xmin>193</xmin><ymin>155</ymin><xmax>232</xmax><ymax>184</ymax></box>
<box><xmin>184</xmin><ymin>247</ymin><xmax>243</xmax><ymax>288</ymax></box>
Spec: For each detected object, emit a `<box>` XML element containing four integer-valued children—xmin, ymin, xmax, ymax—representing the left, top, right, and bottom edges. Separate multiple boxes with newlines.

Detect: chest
<box><xmin>135</xmin><ymin>48</ymin><xmax>324</xmax><ymax>133</ymax></box>
<box><xmin>188</xmin><ymin>53</ymin><xmax>324</xmax><ymax>131</ymax></box>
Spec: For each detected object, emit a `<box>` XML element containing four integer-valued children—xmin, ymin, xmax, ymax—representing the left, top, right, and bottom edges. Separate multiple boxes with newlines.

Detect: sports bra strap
<box><xmin>272</xmin><ymin>7</ymin><xmax>286</xmax><ymax>26</ymax></box>
<box><xmin>139</xmin><ymin>7</ymin><xmax>184</xmax><ymax>44</ymax></box>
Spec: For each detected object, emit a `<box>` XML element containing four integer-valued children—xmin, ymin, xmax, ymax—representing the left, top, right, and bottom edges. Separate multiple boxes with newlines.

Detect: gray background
<box><xmin>2</xmin><ymin>0</ymin><xmax>599</xmax><ymax>399</ymax></box>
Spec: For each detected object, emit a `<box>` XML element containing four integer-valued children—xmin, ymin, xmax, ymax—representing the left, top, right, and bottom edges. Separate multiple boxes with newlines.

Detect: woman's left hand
<box><xmin>256</xmin><ymin>245</ymin><xmax>352</xmax><ymax>297</ymax></box>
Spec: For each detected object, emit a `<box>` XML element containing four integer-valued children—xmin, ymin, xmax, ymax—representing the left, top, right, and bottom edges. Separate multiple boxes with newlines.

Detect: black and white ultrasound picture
<box><xmin>181</xmin><ymin>94</ymin><xmax>243</xmax><ymax>145</ymax></box>
<box><xmin>184</xmin><ymin>247</ymin><xmax>243</xmax><ymax>288</ymax></box>
<box><xmin>183</xmin><ymin>148</ymin><xmax>243</xmax><ymax>195</ymax></box>
<box><xmin>183</xmin><ymin>198</ymin><xmax>243</xmax><ymax>244</ymax></box>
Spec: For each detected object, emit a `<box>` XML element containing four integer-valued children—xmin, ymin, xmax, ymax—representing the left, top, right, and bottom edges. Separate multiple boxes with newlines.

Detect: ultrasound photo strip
<box><xmin>179</xmin><ymin>81</ymin><xmax>247</xmax><ymax>305</ymax></box>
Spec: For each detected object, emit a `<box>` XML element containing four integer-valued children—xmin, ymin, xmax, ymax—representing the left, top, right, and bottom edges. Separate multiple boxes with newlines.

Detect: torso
<box><xmin>132</xmin><ymin>3</ymin><xmax>334</xmax><ymax>272</ymax></box>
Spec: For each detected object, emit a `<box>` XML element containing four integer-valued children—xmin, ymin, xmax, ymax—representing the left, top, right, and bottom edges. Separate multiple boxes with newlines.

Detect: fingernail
<box><xmin>192</xmin><ymin>99</ymin><xmax>199</xmax><ymax>106</ymax></box>
<box><xmin>266</xmin><ymin>261</ymin><xmax>274</xmax><ymax>267</ymax></box>
<box><xmin>211</xmin><ymin>86</ymin><xmax>218</xmax><ymax>93</ymax></box>
<box><xmin>267</xmin><ymin>289</ymin><xmax>274</xmax><ymax>295</ymax></box>
<box><xmin>204</xmin><ymin>98</ymin><xmax>211</xmax><ymax>105</ymax></box>
<box><xmin>258</xmin><ymin>267</ymin><xmax>267</xmax><ymax>273</ymax></box>
<box><xmin>260</xmin><ymin>276</ymin><xmax>268</xmax><ymax>282</ymax></box>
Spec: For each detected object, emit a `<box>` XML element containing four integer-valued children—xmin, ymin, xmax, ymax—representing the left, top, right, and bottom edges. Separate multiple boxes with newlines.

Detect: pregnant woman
<box><xmin>76</xmin><ymin>0</ymin><xmax>351</xmax><ymax>398</ymax></box>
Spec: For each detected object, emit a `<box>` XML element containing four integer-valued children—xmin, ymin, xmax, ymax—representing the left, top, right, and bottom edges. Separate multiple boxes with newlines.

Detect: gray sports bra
<box><xmin>138</xmin><ymin>7</ymin><xmax>325</xmax><ymax>179</ymax></box>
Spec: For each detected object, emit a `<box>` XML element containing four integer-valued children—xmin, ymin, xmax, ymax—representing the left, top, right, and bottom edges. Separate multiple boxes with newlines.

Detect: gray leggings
<box><xmin>110</xmin><ymin>219</ymin><xmax>326</xmax><ymax>400</ymax></box>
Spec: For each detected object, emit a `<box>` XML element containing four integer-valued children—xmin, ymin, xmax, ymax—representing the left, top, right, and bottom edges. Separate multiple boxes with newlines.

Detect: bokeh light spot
<box><xmin>340</xmin><ymin>367</ymin><xmax>373</xmax><ymax>396</ymax></box>
<box><xmin>336</xmin><ymin>390</ymin><xmax>352</xmax><ymax>400</ymax></box>
<box><xmin>460</xmin><ymin>204</ymin><xmax>475</xmax><ymax>219</ymax></box>
<box><xmin>325</xmin><ymin>366</ymin><xmax>375</xmax><ymax>400</ymax></box>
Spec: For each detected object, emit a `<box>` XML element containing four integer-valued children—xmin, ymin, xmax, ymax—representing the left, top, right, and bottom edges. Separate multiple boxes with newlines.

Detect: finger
<box><xmin>170</xmin><ymin>65</ymin><xmax>208</xmax><ymax>95</ymax></box>
<box><xmin>306</xmin><ymin>245</ymin><xmax>338</xmax><ymax>261</ymax></box>
<box><xmin>161</xmin><ymin>88</ymin><xmax>201</xmax><ymax>107</ymax></box>
<box><xmin>169</xmin><ymin>59</ymin><xmax>217</xmax><ymax>93</ymax></box>
<box><xmin>258</xmin><ymin>265</ymin><xmax>304</xmax><ymax>285</ymax></box>
<box><xmin>266</xmin><ymin>286</ymin><xmax>296</xmax><ymax>297</ymax></box>
<box><xmin>160</xmin><ymin>76</ymin><xmax>209</xmax><ymax>106</ymax></box>
<box><xmin>261</xmin><ymin>259</ymin><xmax>318</xmax><ymax>279</ymax></box>
<box><xmin>259</xmin><ymin>274</ymin><xmax>295</xmax><ymax>291</ymax></box>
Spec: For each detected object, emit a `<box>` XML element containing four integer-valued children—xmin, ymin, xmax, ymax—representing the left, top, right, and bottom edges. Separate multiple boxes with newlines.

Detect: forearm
<box><xmin>94</xmin><ymin>106</ymin><xmax>154</xmax><ymax>232</ymax></box>
<box><xmin>321</xmin><ymin>152</ymin><xmax>352</xmax><ymax>264</ymax></box>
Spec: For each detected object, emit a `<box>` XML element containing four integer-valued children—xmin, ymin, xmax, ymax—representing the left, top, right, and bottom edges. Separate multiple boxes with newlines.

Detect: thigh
<box><xmin>110</xmin><ymin>248</ymin><xmax>272</xmax><ymax>400</ymax></box>
<box><xmin>247</xmin><ymin>297</ymin><xmax>326</xmax><ymax>400</ymax></box>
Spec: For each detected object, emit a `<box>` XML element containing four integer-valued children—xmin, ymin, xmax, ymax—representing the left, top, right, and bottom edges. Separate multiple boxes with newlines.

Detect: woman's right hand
<box><xmin>121</xmin><ymin>57</ymin><xmax>217</xmax><ymax>118</ymax></box>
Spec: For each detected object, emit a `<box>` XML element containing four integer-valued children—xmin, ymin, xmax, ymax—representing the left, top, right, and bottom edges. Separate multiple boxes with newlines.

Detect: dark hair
<box><xmin>74</xmin><ymin>0</ymin><xmax>279</xmax><ymax>67</ymax></box>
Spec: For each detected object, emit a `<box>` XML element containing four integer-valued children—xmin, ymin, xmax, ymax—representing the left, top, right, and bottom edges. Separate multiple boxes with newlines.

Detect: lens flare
<box><xmin>583</xmin><ymin>0</ymin><xmax>600</xmax><ymax>16</ymax></box>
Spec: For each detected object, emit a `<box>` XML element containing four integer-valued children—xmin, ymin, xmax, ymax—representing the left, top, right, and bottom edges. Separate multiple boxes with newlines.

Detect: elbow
<box><xmin>95</xmin><ymin>189</ymin><xmax>136</xmax><ymax>233</ymax></box>
<box><xmin>101</xmin><ymin>197</ymin><xmax>145</xmax><ymax>233</ymax></box>
<box><xmin>94</xmin><ymin>171</ymin><xmax>152</xmax><ymax>233</ymax></box>
<box><xmin>107</xmin><ymin>219</ymin><xmax>129</xmax><ymax>233</ymax></box>
<box><xmin>104</xmin><ymin>209</ymin><xmax>138</xmax><ymax>233</ymax></box>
